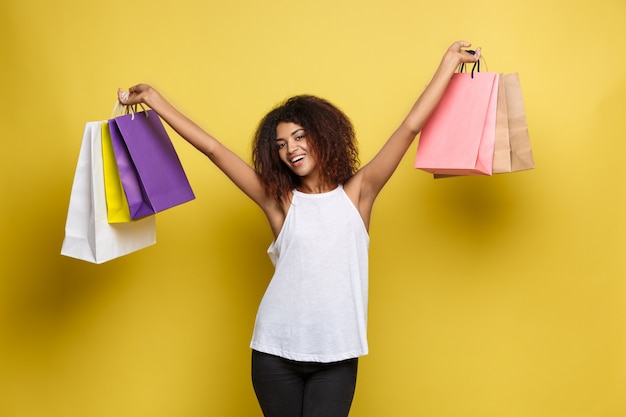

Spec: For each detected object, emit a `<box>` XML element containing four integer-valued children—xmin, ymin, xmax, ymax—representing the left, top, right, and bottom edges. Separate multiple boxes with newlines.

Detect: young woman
<box><xmin>119</xmin><ymin>41</ymin><xmax>480</xmax><ymax>417</ymax></box>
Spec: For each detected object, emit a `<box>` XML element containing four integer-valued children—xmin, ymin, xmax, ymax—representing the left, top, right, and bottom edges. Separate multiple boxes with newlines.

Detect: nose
<box><xmin>286</xmin><ymin>138</ymin><xmax>299</xmax><ymax>153</ymax></box>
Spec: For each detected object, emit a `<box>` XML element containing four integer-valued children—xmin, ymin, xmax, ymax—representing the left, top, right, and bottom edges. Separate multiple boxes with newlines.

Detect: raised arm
<box><xmin>118</xmin><ymin>85</ymin><xmax>278</xmax><ymax>215</ymax></box>
<box><xmin>346</xmin><ymin>41</ymin><xmax>480</xmax><ymax>221</ymax></box>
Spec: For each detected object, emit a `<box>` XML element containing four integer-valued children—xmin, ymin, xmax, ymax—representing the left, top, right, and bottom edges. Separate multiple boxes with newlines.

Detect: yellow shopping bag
<box><xmin>101</xmin><ymin>121</ymin><xmax>132</xmax><ymax>223</ymax></box>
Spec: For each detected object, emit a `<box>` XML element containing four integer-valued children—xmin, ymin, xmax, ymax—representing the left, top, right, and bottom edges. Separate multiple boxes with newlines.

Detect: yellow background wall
<box><xmin>1</xmin><ymin>0</ymin><xmax>625</xmax><ymax>416</ymax></box>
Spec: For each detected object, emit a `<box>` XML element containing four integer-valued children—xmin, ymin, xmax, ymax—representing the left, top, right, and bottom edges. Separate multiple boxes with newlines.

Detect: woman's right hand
<box><xmin>117</xmin><ymin>84</ymin><xmax>157</xmax><ymax>107</ymax></box>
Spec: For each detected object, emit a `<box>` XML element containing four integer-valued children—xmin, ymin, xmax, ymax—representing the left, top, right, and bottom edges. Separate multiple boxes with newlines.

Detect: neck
<box><xmin>297</xmin><ymin>178</ymin><xmax>338</xmax><ymax>194</ymax></box>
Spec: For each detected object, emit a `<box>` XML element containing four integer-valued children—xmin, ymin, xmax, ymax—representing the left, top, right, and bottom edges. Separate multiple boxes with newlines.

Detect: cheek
<box><xmin>305</xmin><ymin>144</ymin><xmax>317</xmax><ymax>161</ymax></box>
<box><xmin>276</xmin><ymin>148</ymin><xmax>289</xmax><ymax>164</ymax></box>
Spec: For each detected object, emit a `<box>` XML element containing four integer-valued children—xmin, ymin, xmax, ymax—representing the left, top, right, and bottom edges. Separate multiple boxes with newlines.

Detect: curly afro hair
<box><xmin>252</xmin><ymin>95</ymin><xmax>359</xmax><ymax>202</ymax></box>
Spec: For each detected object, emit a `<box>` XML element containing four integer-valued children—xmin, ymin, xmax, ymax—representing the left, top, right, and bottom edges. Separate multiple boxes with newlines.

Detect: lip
<box><xmin>289</xmin><ymin>155</ymin><xmax>305</xmax><ymax>167</ymax></box>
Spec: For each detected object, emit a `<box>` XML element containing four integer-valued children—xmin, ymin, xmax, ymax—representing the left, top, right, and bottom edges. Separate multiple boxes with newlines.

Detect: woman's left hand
<box><xmin>445</xmin><ymin>41</ymin><xmax>481</xmax><ymax>67</ymax></box>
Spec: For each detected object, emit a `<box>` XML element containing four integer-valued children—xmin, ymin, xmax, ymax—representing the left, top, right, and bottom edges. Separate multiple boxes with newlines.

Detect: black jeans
<box><xmin>251</xmin><ymin>350</ymin><xmax>358</xmax><ymax>417</ymax></box>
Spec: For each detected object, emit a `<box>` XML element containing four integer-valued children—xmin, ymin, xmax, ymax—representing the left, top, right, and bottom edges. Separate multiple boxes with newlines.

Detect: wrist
<box><xmin>441</xmin><ymin>50</ymin><xmax>461</xmax><ymax>73</ymax></box>
<box><xmin>143</xmin><ymin>87</ymin><xmax>161</xmax><ymax>108</ymax></box>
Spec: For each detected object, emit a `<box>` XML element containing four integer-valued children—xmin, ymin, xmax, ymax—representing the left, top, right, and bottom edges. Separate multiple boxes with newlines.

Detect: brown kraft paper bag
<box><xmin>492</xmin><ymin>75</ymin><xmax>512</xmax><ymax>173</ymax></box>
<box><xmin>496</xmin><ymin>73</ymin><xmax>535</xmax><ymax>173</ymax></box>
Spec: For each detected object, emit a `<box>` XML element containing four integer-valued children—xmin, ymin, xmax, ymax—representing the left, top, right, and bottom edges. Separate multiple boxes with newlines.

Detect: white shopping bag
<box><xmin>61</xmin><ymin>121</ymin><xmax>156</xmax><ymax>263</ymax></box>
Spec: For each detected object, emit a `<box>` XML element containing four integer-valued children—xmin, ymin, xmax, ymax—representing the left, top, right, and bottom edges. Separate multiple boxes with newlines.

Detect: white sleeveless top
<box><xmin>250</xmin><ymin>185</ymin><xmax>370</xmax><ymax>362</ymax></box>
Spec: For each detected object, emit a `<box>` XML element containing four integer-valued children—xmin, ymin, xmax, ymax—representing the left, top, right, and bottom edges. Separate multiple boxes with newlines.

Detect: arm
<box><xmin>118</xmin><ymin>85</ymin><xmax>279</xmax><ymax>215</ymax></box>
<box><xmin>348</xmin><ymin>42</ymin><xmax>481</xmax><ymax>212</ymax></box>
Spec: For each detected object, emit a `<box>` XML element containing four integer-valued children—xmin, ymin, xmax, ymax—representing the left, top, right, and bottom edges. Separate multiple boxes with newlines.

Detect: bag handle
<box><xmin>111</xmin><ymin>92</ymin><xmax>148</xmax><ymax>120</ymax></box>
<box><xmin>458</xmin><ymin>50</ymin><xmax>488</xmax><ymax>78</ymax></box>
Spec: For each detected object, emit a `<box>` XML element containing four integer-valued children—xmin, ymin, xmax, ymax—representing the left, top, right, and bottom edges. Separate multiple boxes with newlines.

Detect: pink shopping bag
<box><xmin>415</xmin><ymin>72</ymin><xmax>499</xmax><ymax>176</ymax></box>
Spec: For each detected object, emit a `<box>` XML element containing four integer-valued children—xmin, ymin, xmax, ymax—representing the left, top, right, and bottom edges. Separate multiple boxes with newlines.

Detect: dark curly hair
<box><xmin>252</xmin><ymin>95</ymin><xmax>359</xmax><ymax>203</ymax></box>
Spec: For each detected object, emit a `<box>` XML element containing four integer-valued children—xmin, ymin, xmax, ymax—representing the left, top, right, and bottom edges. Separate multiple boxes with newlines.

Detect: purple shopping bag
<box><xmin>108</xmin><ymin>110</ymin><xmax>195</xmax><ymax>219</ymax></box>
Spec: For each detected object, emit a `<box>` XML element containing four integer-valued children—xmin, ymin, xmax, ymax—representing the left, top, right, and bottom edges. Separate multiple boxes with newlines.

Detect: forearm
<box><xmin>402</xmin><ymin>50</ymin><xmax>461</xmax><ymax>135</ymax></box>
<box><xmin>141</xmin><ymin>87</ymin><xmax>219</xmax><ymax>158</ymax></box>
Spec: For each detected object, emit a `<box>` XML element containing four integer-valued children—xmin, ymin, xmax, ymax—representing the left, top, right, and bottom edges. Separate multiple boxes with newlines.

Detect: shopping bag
<box><xmin>434</xmin><ymin>73</ymin><xmax>534</xmax><ymax>178</ymax></box>
<box><xmin>61</xmin><ymin>121</ymin><xmax>156</xmax><ymax>264</ymax></box>
<box><xmin>108</xmin><ymin>110</ymin><xmax>195</xmax><ymax>220</ymax></box>
<box><xmin>492</xmin><ymin>73</ymin><xmax>534</xmax><ymax>173</ymax></box>
<box><xmin>503</xmin><ymin>73</ymin><xmax>534</xmax><ymax>172</ymax></box>
<box><xmin>415</xmin><ymin>72</ymin><xmax>499</xmax><ymax>176</ymax></box>
<box><xmin>492</xmin><ymin>75</ymin><xmax>512</xmax><ymax>173</ymax></box>
<box><xmin>101</xmin><ymin>121</ymin><xmax>133</xmax><ymax>222</ymax></box>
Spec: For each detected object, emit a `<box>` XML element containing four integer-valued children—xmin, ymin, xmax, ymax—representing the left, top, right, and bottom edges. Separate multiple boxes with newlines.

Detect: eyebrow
<box><xmin>275</xmin><ymin>128</ymin><xmax>305</xmax><ymax>142</ymax></box>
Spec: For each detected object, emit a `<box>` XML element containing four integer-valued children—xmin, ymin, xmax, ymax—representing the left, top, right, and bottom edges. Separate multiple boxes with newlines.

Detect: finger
<box><xmin>117</xmin><ymin>88</ymin><xmax>130</xmax><ymax>104</ymax></box>
<box><xmin>474</xmin><ymin>47</ymin><xmax>481</xmax><ymax>60</ymax></box>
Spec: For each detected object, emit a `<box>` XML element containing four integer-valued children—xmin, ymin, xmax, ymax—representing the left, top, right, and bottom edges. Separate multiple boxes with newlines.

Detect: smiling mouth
<box><xmin>291</xmin><ymin>156</ymin><xmax>304</xmax><ymax>164</ymax></box>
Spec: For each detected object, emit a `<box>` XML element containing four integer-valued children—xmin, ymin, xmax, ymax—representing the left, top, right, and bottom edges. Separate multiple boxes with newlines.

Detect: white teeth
<box><xmin>291</xmin><ymin>156</ymin><xmax>304</xmax><ymax>163</ymax></box>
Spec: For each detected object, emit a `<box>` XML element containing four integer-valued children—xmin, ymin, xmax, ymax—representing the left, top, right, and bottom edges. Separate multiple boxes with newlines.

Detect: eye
<box><xmin>295</xmin><ymin>133</ymin><xmax>306</xmax><ymax>141</ymax></box>
<box><xmin>276</xmin><ymin>142</ymin><xmax>286</xmax><ymax>149</ymax></box>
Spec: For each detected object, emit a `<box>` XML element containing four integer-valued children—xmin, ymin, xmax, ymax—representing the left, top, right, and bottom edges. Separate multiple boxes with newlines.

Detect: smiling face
<box><xmin>275</xmin><ymin>122</ymin><xmax>319</xmax><ymax>178</ymax></box>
